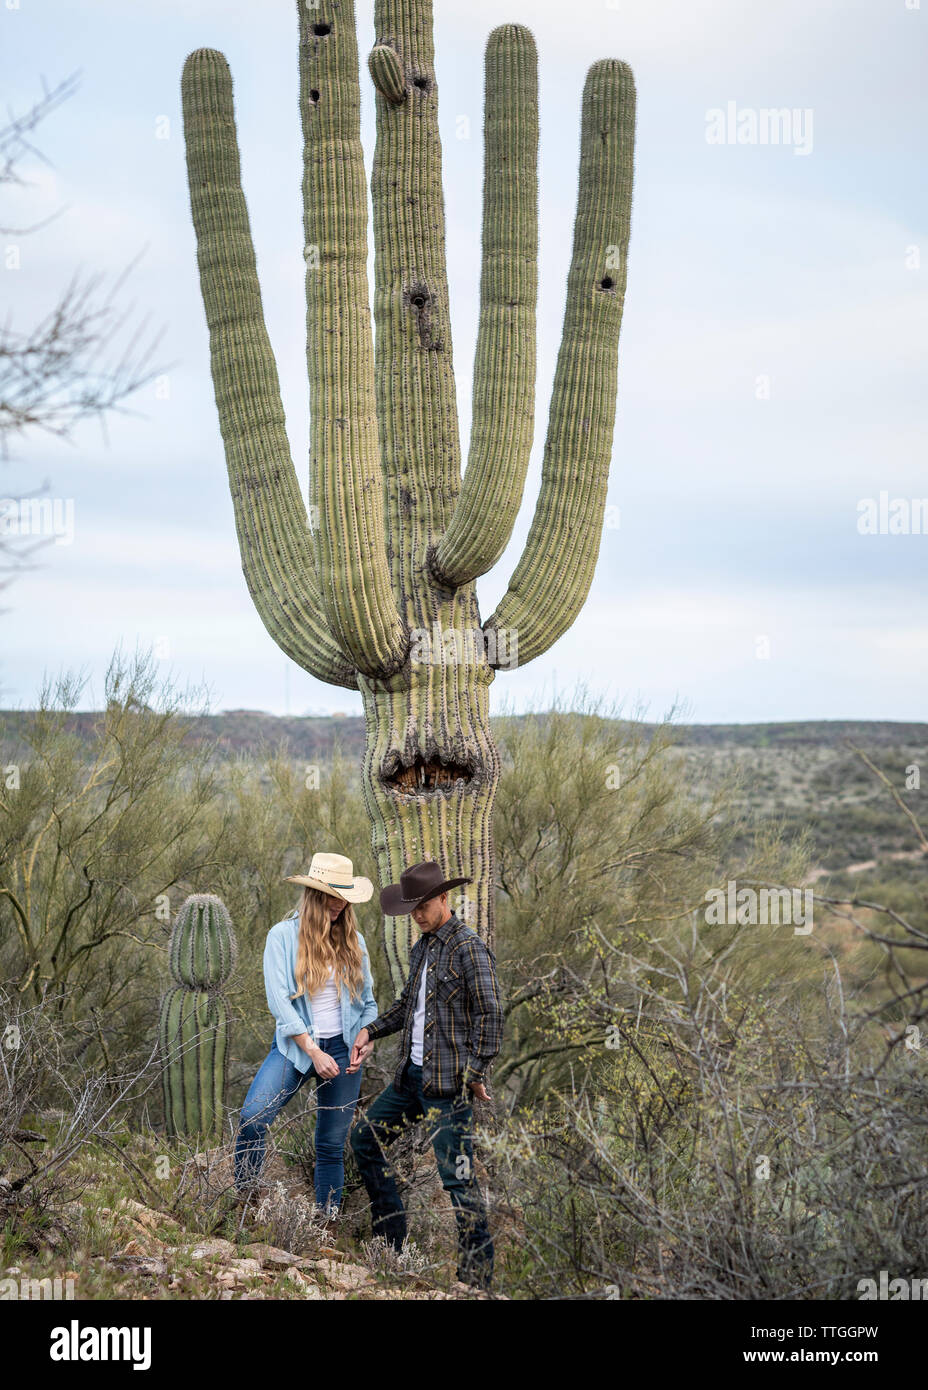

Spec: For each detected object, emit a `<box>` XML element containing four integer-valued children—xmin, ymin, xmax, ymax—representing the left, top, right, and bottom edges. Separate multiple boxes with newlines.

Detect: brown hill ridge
<box><xmin>2</xmin><ymin>709</ymin><xmax>926</xmax><ymax>765</ymax></box>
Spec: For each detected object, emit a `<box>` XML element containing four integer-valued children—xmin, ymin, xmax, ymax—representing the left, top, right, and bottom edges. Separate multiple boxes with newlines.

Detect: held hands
<box><xmin>348</xmin><ymin>1028</ymin><xmax>374</xmax><ymax>1073</ymax></box>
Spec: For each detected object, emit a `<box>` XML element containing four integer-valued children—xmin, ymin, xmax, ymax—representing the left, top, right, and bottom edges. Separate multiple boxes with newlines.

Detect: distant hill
<box><xmin>0</xmin><ymin>708</ymin><xmax>368</xmax><ymax>763</ymax></box>
<box><xmin>1</xmin><ymin>708</ymin><xmax>925</xmax><ymax>763</ymax></box>
<box><xmin>3</xmin><ymin>707</ymin><xmax>925</xmax><ymax>883</ymax></box>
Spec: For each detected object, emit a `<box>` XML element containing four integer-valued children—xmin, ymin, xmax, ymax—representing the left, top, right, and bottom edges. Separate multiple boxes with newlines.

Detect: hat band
<box><xmin>325</xmin><ymin>879</ymin><xmax>354</xmax><ymax>888</ymax></box>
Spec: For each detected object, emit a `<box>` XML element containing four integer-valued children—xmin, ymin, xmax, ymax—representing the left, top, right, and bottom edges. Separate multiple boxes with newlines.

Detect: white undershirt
<box><xmin>410</xmin><ymin>957</ymin><xmax>428</xmax><ymax>1065</ymax></box>
<box><xmin>309</xmin><ymin>969</ymin><xmax>342</xmax><ymax>1040</ymax></box>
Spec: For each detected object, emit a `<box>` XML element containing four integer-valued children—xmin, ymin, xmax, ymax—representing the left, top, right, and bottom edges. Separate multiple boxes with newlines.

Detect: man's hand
<box><xmin>468</xmin><ymin>1080</ymin><xmax>491</xmax><ymax>1102</ymax></box>
<box><xmin>348</xmin><ymin>1028</ymin><xmax>373</xmax><ymax>1073</ymax></box>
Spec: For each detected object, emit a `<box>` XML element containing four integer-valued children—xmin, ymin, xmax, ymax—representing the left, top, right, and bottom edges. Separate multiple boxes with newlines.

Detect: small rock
<box><xmin>185</xmin><ymin>1238</ymin><xmax>237</xmax><ymax>1262</ymax></box>
<box><xmin>213</xmin><ymin>1259</ymin><xmax>265</xmax><ymax>1287</ymax></box>
<box><xmin>310</xmin><ymin>1258</ymin><xmax>375</xmax><ymax>1290</ymax></box>
<box><xmin>242</xmin><ymin>1242</ymin><xmax>307</xmax><ymax>1269</ymax></box>
<box><xmin>117</xmin><ymin>1198</ymin><xmax>180</xmax><ymax>1235</ymax></box>
<box><xmin>109</xmin><ymin>1256</ymin><xmax>167</xmax><ymax>1278</ymax></box>
<box><xmin>119</xmin><ymin>1237</ymin><xmax>164</xmax><ymax>1258</ymax></box>
<box><xmin>282</xmin><ymin>1265</ymin><xmax>323</xmax><ymax>1299</ymax></box>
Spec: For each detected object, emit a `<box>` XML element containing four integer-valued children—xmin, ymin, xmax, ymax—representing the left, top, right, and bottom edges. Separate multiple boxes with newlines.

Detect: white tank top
<box><xmin>309</xmin><ymin>970</ymin><xmax>342</xmax><ymax>1040</ymax></box>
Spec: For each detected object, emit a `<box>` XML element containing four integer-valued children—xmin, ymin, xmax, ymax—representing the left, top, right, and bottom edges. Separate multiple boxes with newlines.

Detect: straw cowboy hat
<box><xmin>284</xmin><ymin>852</ymin><xmax>374</xmax><ymax>904</ymax></box>
<box><xmin>380</xmin><ymin>860</ymin><xmax>472</xmax><ymax>916</ymax></box>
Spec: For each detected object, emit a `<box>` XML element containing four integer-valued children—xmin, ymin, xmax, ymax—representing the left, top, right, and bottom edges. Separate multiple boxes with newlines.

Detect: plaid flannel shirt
<box><xmin>364</xmin><ymin>911</ymin><xmax>503</xmax><ymax>1098</ymax></box>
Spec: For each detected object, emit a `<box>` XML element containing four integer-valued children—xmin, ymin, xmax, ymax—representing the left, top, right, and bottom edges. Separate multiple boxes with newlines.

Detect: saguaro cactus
<box><xmin>181</xmin><ymin>1</ymin><xmax>635</xmax><ymax>986</ymax></box>
<box><xmin>159</xmin><ymin>894</ymin><xmax>237</xmax><ymax>1140</ymax></box>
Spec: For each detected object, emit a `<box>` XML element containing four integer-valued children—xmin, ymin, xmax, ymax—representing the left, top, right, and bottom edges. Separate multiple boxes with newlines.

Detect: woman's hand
<box><xmin>308</xmin><ymin>1045</ymin><xmax>340</xmax><ymax>1079</ymax></box>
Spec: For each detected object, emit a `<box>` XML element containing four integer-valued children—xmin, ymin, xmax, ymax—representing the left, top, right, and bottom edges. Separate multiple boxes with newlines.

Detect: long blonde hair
<box><xmin>291</xmin><ymin>887</ymin><xmax>364</xmax><ymax>1002</ymax></box>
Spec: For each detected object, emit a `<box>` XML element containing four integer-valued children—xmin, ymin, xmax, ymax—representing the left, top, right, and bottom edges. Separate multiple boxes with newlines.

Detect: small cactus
<box><xmin>159</xmin><ymin>893</ymin><xmax>236</xmax><ymax>1139</ymax></box>
<box><xmin>168</xmin><ymin>893</ymin><xmax>237</xmax><ymax>989</ymax></box>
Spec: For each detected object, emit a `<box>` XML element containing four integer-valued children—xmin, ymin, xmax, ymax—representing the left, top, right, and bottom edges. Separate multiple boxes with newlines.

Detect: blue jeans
<box><xmin>234</xmin><ymin>1034</ymin><xmax>361</xmax><ymax>1211</ymax></box>
<box><xmin>349</xmin><ymin>1061</ymin><xmax>493</xmax><ymax>1288</ymax></box>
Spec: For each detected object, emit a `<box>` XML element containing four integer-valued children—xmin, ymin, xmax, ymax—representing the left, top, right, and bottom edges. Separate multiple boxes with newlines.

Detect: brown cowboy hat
<box><xmin>380</xmin><ymin>860</ymin><xmax>472</xmax><ymax>916</ymax></box>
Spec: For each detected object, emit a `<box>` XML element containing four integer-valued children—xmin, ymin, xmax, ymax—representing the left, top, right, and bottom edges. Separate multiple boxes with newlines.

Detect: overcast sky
<box><xmin>2</xmin><ymin>0</ymin><xmax>926</xmax><ymax>722</ymax></box>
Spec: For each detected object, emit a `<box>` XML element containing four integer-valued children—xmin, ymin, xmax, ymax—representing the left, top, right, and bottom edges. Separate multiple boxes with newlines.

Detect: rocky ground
<box><xmin>3</xmin><ymin>1194</ymin><xmax>498</xmax><ymax>1301</ymax></box>
<box><xmin>1</xmin><ymin>1134</ymin><xmax>505</xmax><ymax>1301</ymax></box>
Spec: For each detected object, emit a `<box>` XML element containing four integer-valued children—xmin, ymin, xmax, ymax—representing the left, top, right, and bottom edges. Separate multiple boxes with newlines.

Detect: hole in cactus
<box><xmin>413</xmin><ymin>76</ymin><xmax>431</xmax><ymax>91</ymax></box>
<box><xmin>309</xmin><ymin>89</ymin><xmax>321</xmax><ymax>104</ymax></box>
<box><xmin>405</xmin><ymin>282</ymin><xmax>439</xmax><ymax>348</ymax></box>
<box><xmin>600</xmin><ymin>276</ymin><xmax>616</xmax><ymax>291</ymax></box>
<box><xmin>407</xmin><ymin>283</ymin><xmax>431</xmax><ymax>313</ymax></box>
<box><xmin>313</xmin><ymin>22</ymin><xmax>332</xmax><ymax>36</ymax></box>
<box><xmin>381</xmin><ymin>755</ymin><xmax>475</xmax><ymax>795</ymax></box>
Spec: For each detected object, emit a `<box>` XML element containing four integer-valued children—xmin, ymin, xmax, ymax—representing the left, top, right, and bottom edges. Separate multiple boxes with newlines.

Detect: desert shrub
<box><xmin>0</xmin><ymin>651</ymin><xmax>221</xmax><ymax>1070</ymax></box>
<box><xmin>487</xmin><ymin>946</ymin><xmax>928</xmax><ymax>1299</ymax></box>
<box><xmin>361</xmin><ymin>1235</ymin><xmax>431</xmax><ymax>1277</ymax></box>
<box><xmin>489</xmin><ymin>694</ymin><xmax>822</xmax><ymax>1108</ymax></box>
<box><xmin>0</xmin><ymin>984</ymin><xmax>162</xmax><ymax>1259</ymax></box>
<box><xmin>253</xmin><ymin>1182</ymin><xmax>329</xmax><ymax>1255</ymax></box>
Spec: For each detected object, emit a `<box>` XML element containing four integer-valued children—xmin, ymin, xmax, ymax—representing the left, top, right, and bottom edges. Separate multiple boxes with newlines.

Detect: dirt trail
<box><xmin>805</xmin><ymin>849</ymin><xmax>926</xmax><ymax>885</ymax></box>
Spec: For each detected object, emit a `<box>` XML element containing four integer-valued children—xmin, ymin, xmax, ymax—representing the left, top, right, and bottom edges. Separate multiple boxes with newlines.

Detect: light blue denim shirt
<box><xmin>263</xmin><ymin>911</ymin><xmax>379</xmax><ymax>1073</ymax></box>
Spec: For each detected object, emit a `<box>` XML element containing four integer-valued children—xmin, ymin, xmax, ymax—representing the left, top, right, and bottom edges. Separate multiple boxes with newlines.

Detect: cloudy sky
<box><xmin>2</xmin><ymin>0</ymin><xmax>925</xmax><ymax>722</ymax></box>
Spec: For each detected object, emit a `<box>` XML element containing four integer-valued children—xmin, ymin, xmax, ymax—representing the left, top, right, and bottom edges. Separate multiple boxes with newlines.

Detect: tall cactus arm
<box><xmin>483</xmin><ymin>60</ymin><xmax>635</xmax><ymax>668</ymax></box>
<box><xmin>369</xmin><ymin>0</ymin><xmax>464</xmax><ymax>601</ymax></box>
<box><xmin>429</xmin><ymin>25</ymin><xmax>538</xmax><ymax>590</ymax></box>
<box><xmin>181</xmin><ymin>49</ymin><xmax>358</xmax><ymax>690</ymax></box>
<box><xmin>297</xmin><ymin>2</ymin><xmax>408</xmax><ymax>678</ymax></box>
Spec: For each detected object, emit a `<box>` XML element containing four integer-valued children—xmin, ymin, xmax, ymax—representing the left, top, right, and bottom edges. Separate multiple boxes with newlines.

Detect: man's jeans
<box><xmin>234</xmin><ymin>1035</ymin><xmax>360</xmax><ymax>1211</ymax></box>
<box><xmin>349</xmin><ymin>1061</ymin><xmax>494</xmax><ymax>1288</ymax></box>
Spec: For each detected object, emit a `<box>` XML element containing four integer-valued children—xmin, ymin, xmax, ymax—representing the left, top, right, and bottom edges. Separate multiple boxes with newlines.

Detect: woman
<box><xmin>233</xmin><ymin>852</ymin><xmax>379</xmax><ymax>1215</ymax></box>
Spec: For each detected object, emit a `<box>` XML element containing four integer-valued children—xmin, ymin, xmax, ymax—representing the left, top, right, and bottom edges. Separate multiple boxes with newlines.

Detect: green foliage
<box><xmin>0</xmin><ymin>651</ymin><xmax>221</xmax><ymax>1056</ymax></box>
<box><xmin>4</xmin><ymin>665</ymin><xmax>926</xmax><ymax>1297</ymax></box>
<box><xmin>489</xmin><ymin>693</ymin><xmax>820</xmax><ymax>1107</ymax></box>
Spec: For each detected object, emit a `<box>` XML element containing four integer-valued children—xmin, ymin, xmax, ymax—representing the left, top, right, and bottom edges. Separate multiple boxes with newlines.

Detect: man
<box><xmin>349</xmin><ymin>860</ymin><xmax>503</xmax><ymax>1290</ymax></box>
